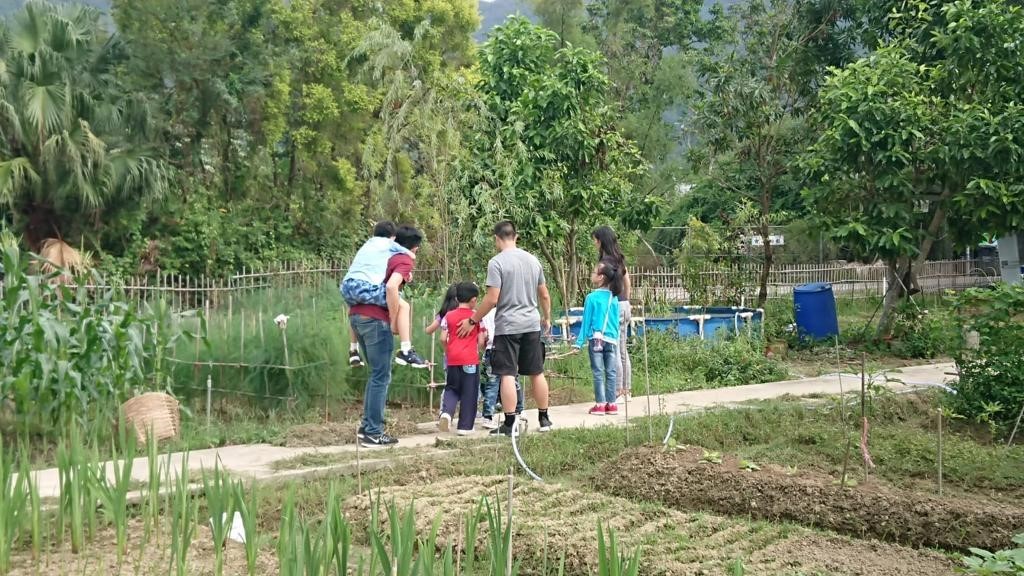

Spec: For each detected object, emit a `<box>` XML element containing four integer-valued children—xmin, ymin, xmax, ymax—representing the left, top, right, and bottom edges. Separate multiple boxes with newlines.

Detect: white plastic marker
<box><xmin>663</xmin><ymin>414</ymin><xmax>676</xmax><ymax>446</ymax></box>
<box><xmin>210</xmin><ymin>512</ymin><xmax>247</xmax><ymax>544</ymax></box>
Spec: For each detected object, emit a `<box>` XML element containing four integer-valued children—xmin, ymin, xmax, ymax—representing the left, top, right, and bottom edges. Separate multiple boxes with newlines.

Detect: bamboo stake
<box><xmin>937</xmin><ymin>407</ymin><xmax>944</xmax><ymax>496</ymax></box>
<box><xmin>506</xmin><ymin>467</ymin><xmax>514</xmax><ymax>576</ymax></box>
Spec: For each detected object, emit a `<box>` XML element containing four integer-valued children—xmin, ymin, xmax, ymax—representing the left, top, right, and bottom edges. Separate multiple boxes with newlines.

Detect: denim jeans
<box><xmin>350</xmin><ymin>314</ymin><xmax>394</xmax><ymax>436</ymax></box>
<box><xmin>482</xmin><ymin>349</ymin><xmax>523</xmax><ymax>416</ymax></box>
<box><xmin>588</xmin><ymin>340</ymin><xmax>618</xmax><ymax>404</ymax></box>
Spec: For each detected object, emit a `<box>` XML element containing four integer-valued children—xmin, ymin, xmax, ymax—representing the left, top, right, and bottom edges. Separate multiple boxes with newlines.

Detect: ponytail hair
<box><xmin>597</xmin><ymin>258</ymin><xmax>624</xmax><ymax>297</ymax></box>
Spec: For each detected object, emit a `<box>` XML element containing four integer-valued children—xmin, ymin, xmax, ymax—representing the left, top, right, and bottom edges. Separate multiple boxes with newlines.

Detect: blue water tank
<box><xmin>793</xmin><ymin>282</ymin><xmax>839</xmax><ymax>340</ymax></box>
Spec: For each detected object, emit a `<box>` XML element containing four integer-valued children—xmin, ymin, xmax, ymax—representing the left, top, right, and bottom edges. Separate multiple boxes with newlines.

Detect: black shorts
<box><xmin>491</xmin><ymin>331</ymin><xmax>546</xmax><ymax>377</ymax></box>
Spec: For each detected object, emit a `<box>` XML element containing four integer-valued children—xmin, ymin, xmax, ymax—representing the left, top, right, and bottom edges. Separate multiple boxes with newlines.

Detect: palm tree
<box><xmin>0</xmin><ymin>1</ymin><xmax>169</xmax><ymax>248</ymax></box>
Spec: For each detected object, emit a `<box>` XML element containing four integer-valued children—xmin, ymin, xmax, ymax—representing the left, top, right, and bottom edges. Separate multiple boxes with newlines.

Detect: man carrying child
<box><xmin>342</xmin><ymin>221</ymin><xmax>428</xmax><ymax>369</ymax></box>
<box><xmin>349</xmin><ymin>225</ymin><xmax>425</xmax><ymax>447</ymax></box>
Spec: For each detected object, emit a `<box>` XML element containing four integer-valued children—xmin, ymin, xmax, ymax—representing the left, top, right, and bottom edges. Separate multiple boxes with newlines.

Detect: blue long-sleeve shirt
<box><xmin>576</xmin><ymin>288</ymin><xmax>620</xmax><ymax>348</ymax></box>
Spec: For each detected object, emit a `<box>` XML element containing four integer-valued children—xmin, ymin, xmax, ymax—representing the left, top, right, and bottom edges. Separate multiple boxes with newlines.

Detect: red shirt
<box><xmin>349</xmin><ymin>253</ymin><xmax>415</xmax><ymax>322</ymax></box>
<box><xmin>444</xmin><ymin>307</ymin><xmax>480</xmax><ymax>366</ymax></box>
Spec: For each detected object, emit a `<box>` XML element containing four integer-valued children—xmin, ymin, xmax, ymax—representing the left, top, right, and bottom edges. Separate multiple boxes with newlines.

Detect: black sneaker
<box><xmin>360</xmin><ymin>433</ymin><xmax>398</xmax><ymax>448</ymax></box>
<box><xmin>349</xmin><ymin>351</ymin><xmax>365</xmax><ymax>368</ymax></box>
<box><xmin>538</xmin><ymin>414</ymin><xmax>552</xmax><ymax>432</ymax></box>
<box><xmin>489</xmin><ymin>424</ymin><xmax>516</xmax><ymax>437</ymax></box>
<box><xmin>395</xmin><ymin>348</ymin><xmax>429</xmax><ymax>368</ymax></box>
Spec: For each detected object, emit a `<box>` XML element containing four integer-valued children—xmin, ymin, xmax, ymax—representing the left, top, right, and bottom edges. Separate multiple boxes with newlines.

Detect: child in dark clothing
<box><xmin>439</xmin><ymin>282</ymin><xmax>486</xmax><ymax>435</ymax></box>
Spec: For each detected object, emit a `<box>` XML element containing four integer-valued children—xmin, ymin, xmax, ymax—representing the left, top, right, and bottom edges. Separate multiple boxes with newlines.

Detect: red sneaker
<box><xmin>605</xmin><ymin>403</ymin><xmax>619</xmax><ymax>415</ymax></box>
<box><xmin>588</xmin><ymin>404</ymin><xmax>607</xmax><ymax>415</ymax></box>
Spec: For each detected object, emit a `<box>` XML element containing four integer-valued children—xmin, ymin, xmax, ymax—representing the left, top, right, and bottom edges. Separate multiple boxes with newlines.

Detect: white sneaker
<box><xmin>438</xmin><ymin>413</ymin><xmax>452</xmax><ymax>433</ymax></box>
<box><xmin>481</xmin><ymin>418</ymin><xmax>500</xmax><ymax>430</ymax></box>
<box><xmin>456</xmin><ymin>428</ymin><xmax>474</xmax><ymax>436</ymax></box>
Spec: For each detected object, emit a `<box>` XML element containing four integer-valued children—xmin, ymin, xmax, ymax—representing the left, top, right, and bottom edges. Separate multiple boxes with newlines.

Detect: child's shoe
<box><xmin>438</xmin><ymin>413</ymin><xmax>452</xmax><ymax>433</ymax></box>
<box><xmin>605</xmin><ymin>403</ymin><xmax>618</xmax><ymax>415</ymax></box>
<box><xmin>396</xmin><ymin>348</ymin><xmax>429</xmax><ymax>368</ymax></box>
<box><xmin>588</xmin><ymin>404</ymin><xmax>607</xmax><ymax>415</ymax></box>
<box><xmin>456</xmin><ymin>428</ymin><xmax>474</xmax><ymax>436</ymax></box>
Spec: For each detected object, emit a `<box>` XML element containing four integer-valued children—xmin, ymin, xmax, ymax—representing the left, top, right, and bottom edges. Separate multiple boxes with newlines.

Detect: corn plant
<box><xmin>596</xmin><ymin>523</ymin><xmax>641</xmax><ymax>576</ymax></box>
<box><xmin>202</xmin><ymin>462</ymin><xmax>235</xmax><ymax>576</ymax></box>
<box><xmin>95</xmin><ymin>426</ymin><xmax>136</xmax><ymax>565</ymax></box>
<box><xmin>0</xmin><ymin>442</ymin><xmax>28</xmax><ymax>574</ymax></box>
<box><xmin>233</xmin><ymin>480</ymin><xmax>260</xmax><ymax>576</ymax></box>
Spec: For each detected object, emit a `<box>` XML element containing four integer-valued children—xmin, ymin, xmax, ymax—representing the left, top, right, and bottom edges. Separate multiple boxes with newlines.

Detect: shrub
<box><xmin>889</xmin><ymin>303</ymin><xmax>958</xmax><ymax>359</ymax></box>
<box><xmin>643</xmin><ymin>332</ymin><xmax>789</xmax><ymax>393</ymax></box>
<box><xmin>948</xmin><ymin>284</ymin><xmax>1024</xmax><ymax>436</ymax></box>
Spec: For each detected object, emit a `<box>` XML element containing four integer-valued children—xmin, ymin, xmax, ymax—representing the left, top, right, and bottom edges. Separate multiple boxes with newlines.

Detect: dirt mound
<box><xmin>344</xmin><ymin>475</ymin><xmax>956</xmax><ymax>575</ymax></box>
<box><xmin>603</xmin><ymin>446</ymin><xmax>1024</xmax><ymax>552</ymax></box>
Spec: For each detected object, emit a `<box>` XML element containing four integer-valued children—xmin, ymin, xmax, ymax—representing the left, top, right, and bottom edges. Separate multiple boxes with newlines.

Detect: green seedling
<box><xmin>202</xmin><ymin>461</ymin><xmax>235</xmax><ymax>576</ymax></box>
<box><xmin>95</xmin><ymin>423</ymin><xmax>136</xmax><ymax>565</ymax></box>
<box><xmin>701</xmin><ymin>450</ymin><xmax>723</xmax><ymax>464</ymax></box>
<box><xmin>739</xmin><ymin>459</ymin><xmax>761</xmax><ymax>471</ymax></box>
<box><xmin>597</xmin><ymin>522</ymin><xmax>641</xmax><ymax>576</ymax></box>
<box><xmin>233</xmin><ymin>480</ymin><xmax>260</xmax><ymax>576</ymax></box>
<box><xmin>0</xmin><ymin>441</ymin><xmax>28</xmax><ymax>573</ymax></box>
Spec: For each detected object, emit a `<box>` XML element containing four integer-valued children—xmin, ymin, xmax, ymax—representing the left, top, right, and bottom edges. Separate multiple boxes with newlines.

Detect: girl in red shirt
<box><xmin>439</xmin><ymin>282</ymin><xmax>487</xmax><ymax>435</ymax></box>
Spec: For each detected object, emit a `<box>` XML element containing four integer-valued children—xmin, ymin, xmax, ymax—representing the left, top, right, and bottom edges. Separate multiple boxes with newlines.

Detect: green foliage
<box><xmin>0</xmin><ymin>1</ymin><xmax>170</xmax><ymax>246</ymax></box>
<box><xmin>642</xmin><ymin>332</ymin><xmax>788</xmax><ymax>394</ymax></box>
<box><xmin>803</xmin><ymin>0</ymin><xmax>1024</xmax><ymax>334</ymax></box>
<box><xmin>960</xmin><ymin>534</ymin><xmax>1024</xmax><ymax>575</ymax></box>
<box><xmin>470</xmin><ymin>16</ymin><xmax>653</xmax><ymax>300</ymax></box>
<box><xmin>888</xmin><ymin>304</ymin><xmax>958</xmax><ymax>359</ymax></box>
<box><xmin>0</xmin><ymin>241</ymin><xmax>196</xmax><ymax>438</ymax></box>
<box><xmin>597</xmin><ymin>522</ymin><xmax>641</xmax><ymax>576</ymax></box>
<box><xmin>949</xmin><ymin>284</ymin><xmax>1024</xmax><ymax>435</ymax></box>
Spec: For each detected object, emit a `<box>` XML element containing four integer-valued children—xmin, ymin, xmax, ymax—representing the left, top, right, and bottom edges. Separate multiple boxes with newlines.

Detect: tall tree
<box><xmin>469</xmin><ymin>17</ymin><xmax>652</xmax><ymax>302</ymax></box>
<box><xmin>0</xmin><ymin>1</ymin><xmax>169</xmax><ymax>248</ymax></box>
<box><xmin>689</xmin><ymin>0</ymin><xmax>860</xmax><ymax>306</ymax></box>
<box><xmin>803</xmin><ymin>0</ymin><xmax>1024</xmax><ymax>336</ymax></box>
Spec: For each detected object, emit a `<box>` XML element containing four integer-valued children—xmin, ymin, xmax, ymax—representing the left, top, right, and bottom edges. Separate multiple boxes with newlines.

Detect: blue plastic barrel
<box><xmin>793</xmin><ymin>282</ymin><xmax>839</xmax><ymax>340</ymax></box>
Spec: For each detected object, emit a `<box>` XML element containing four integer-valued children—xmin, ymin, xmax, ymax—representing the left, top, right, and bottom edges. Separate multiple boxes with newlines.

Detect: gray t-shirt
<box><xmin>486</xmin><ymin>247</ymin><xmax>546</xmax><ymax>336</ymax></box>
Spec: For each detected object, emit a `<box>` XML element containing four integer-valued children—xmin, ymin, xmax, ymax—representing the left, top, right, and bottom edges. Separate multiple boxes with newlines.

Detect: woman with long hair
<box><xmin>592</xmin><ymin>225</ymin><xmax>632</xmax><ymax>400</ymax></box>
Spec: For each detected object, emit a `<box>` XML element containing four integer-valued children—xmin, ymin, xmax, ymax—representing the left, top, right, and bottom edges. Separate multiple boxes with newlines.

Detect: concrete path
<box><xmin>27</xmin><ymin>362</ymin><xmax>956</xmax><ymax>499</ymax></box>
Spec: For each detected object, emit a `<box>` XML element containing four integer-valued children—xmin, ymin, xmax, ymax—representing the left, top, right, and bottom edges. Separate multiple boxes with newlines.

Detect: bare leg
<box><xmin>529</xmin><ymin>372</ymin><xmax>549</xmax><ymax>410</ymax></box>
<box><xmin>500</xmin><ymin>375</ymin><xmax>518</xmax><ymax>412</ymax></box>
<box><xmin>396</xmin><ymin>298</ymin><xmax>411</xmax><ymax>343</ymax></box>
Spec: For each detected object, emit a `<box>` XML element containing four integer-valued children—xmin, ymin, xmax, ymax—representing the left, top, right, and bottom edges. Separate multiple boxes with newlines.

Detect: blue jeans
<box><xmin>589</xmin><ymin>341</ymin><xmax>618</xmax><ymax>404</ymax></box>
<box><xmin>482</xmin><ymin>349</ymin><xmax>523</xmax><ymax>416</ymax></box>
<box><xmin>350</xmin><ymin>314</ymin><xmax>393</xmax><ymax>436</ymax></box>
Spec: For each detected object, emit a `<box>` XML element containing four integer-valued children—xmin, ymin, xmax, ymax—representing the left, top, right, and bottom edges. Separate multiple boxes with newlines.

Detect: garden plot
<box><xmin>343</xmin><ymin>475</ymin><xmax>956</xmax><ymax>575</ymax></box>
<box><xmin>604</xmin><ymin>446</ymin><xmax>1024</xmax><ymax>552</ymax></box>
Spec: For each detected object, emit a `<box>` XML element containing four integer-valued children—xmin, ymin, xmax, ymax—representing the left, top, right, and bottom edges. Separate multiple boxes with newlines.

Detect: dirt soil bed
<box><xmin>8</xmin><ymin>519</ymin><xmax>277</xmax><ymax>576</ymax></box>
<box><xmin>604</xmin><ymin>446</ymin><xmax>1024</xmax><ymax>552</ymax></box>
<box><xmin>344</xmin><ymin>475</ymin><xmax>956</xmax><ymax>575</ymax></box>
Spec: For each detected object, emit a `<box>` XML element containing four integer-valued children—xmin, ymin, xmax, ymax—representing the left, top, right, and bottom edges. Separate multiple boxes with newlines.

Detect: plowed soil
<box><xmin>344</xmin><ymin>475</ymin><xmax>957</xmax><ymax>575</ymax></box>
<box><xmin>603</xmin><ymin>446</ymin><xmax>1024</xmax><ymax>552</ymax></box>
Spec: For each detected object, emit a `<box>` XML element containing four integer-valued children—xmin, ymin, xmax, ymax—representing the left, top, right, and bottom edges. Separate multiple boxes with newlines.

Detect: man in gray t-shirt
<box><xmin>457</xmin><ymin>221</ymin><xmax>553</xmax><ymax>435</ymax></box>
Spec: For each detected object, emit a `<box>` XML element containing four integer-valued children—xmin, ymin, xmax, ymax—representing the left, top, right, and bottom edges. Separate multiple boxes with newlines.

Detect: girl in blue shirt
<box><xmin>573</xmin><ymin>258</ymin><xmax>623</xmax><ymax>415</ymax></box>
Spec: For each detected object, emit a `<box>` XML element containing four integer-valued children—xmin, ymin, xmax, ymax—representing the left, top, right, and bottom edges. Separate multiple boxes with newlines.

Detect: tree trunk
<box><xmin>757</xmin><ymin>223</ymin><xmax>773</xmax><ymax>307</ymax></box>
<box><xmin>877</xmin><ymin>256</ymin><xmax>909</xmax><ymax>338</ymax></box>
<box><xmin>567</xmin><ymin>222</ymin><xmax>579</xmax><ymax>304</ymax></box>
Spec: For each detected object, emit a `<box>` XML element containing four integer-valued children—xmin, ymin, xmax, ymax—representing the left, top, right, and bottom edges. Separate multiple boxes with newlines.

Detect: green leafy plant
<box><xmin>738</xmin><ymin>459</ymin><xmax>761</xmax><ymax>471</ymax></box>
<box><xmin>960</xmin><ymin>534</ymin><xmax>1024</xmax><ymax>575</ymax></box>
<box><xmin>169</xmin><ymin>453</ymin><xmax>197</xmax><ymax>576</ymax></box>
<box><xmin>701</xmin><ymin>450</ymin><xmax>723</xmax><ymax>464</ymax></box>
<box><xmin>597</xmin><ymin>523</ymin><xmax>641</xmax><ymax>576</ymax></box>
<box><xmin>950</xmin><ymin>284</ymin><xmax>1024</xmax><ymax>435</ymax></box>
<box><xmin>94</xmin><ymin>424</ymin><xmax>136</xmax><ymax>565</ymax></box>
<box><xmin>0</xmin><ymin>441</ymin><xmax>27</xmax><ymax>573</ymax></box>
<box><xmin>233</xmin><ymin>480</ymin><xmax>261</xmax><ymax>576</ymax></box>
<box><xmin>202</xmin><ymin>462</ymin><xmax>235</xmax><ymax>576</ymax></box>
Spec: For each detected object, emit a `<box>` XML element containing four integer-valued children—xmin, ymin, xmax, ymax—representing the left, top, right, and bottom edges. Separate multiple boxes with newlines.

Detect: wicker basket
<box><xmin>121</xmin><ymin>392</ymin><xmax>181</xmax><ymax>444</ymax></box>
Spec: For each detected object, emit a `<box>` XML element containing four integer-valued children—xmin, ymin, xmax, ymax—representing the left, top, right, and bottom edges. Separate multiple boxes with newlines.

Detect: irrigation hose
<box><xmin>510</xmin><ymin>417</ymin><xmax>543</xmax><ymax>483</ymax></box>
<box><xmin>662</xmin><ymin>413</ymin><xmax>676</xmax><ymax>446</ymax></box>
